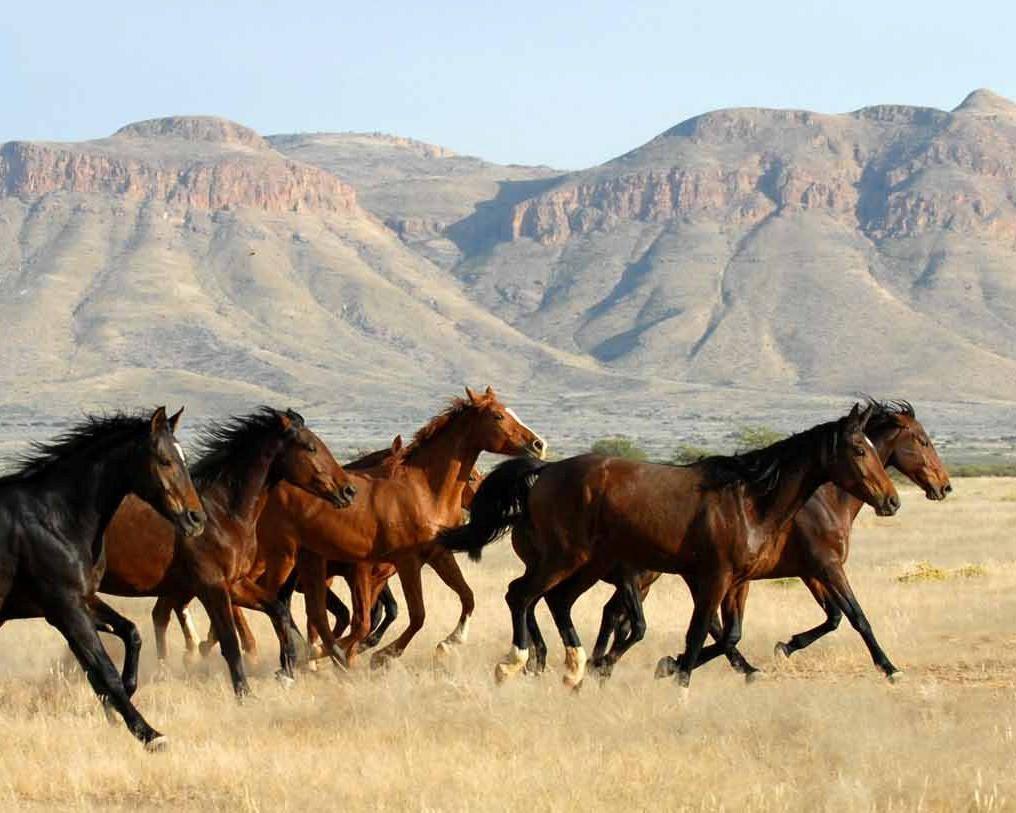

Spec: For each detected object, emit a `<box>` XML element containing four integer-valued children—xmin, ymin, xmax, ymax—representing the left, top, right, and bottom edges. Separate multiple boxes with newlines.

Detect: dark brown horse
<box><xmin>255</xmin><ymin>386</ymin><xmax>544</xmax><ymax>667</ymax></box>
<box><xmin>100</xmin><ymin>408</ymin><xmax>355</xmax><ymax>696</ymax></box>
<box><xmin>440</xmin><ymin>404</ymin><xmax>899</xmax><ymax>696</ymax></box>
<box><xmin>0</xmin><ymin>408</ymin><xmax>205</xmax><ymax>749</ymax></box>
<box><xmin>587</xmin><ymin>400</ymin><xmax>951</xmax><ymax>682</ymax></box>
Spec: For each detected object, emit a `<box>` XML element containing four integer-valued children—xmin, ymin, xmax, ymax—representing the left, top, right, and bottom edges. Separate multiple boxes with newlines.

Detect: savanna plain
<box><xmin>0</xmin><ymin>479</ymin><xmax>1014</xmax><ymax>811</ymax></box>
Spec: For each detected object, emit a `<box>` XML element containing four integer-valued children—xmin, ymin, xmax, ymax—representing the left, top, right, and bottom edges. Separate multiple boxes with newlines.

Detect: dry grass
<box><xmin>2</xmin><ymin>478</ymin><xmax>1016</xmax><ymax>811</ymax></box>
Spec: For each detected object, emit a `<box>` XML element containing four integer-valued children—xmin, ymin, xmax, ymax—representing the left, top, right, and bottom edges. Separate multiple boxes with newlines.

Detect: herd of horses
<box><xmin>0</xmin><ymin>388</ymin><xmax>951</xmax><ymax>750</ymax></box>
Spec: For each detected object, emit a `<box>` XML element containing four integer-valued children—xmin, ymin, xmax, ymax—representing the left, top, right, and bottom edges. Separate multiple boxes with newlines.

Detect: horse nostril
<box><xmin>341</xmin><ymin>484</ymin><xmax>357</xmax><ymax>501</ymax></box>
<box><xmin>186</xmin><ymin>509</ymin><xmax>205</xmax><ymax>528</ymax></box>
<box><xmin>532</xmin><ymin>438</ymin><xmax>544</xmax><ymax>451</ymax></box>
<box><xmin>943</xmin><ymin>483</ymin><xmax>952</xmax><ymax>494</ymax></box>
<box><xmin>888</xmin><ymin>494</ymin><xmax>901</xmax><ymax>510</ymax></box>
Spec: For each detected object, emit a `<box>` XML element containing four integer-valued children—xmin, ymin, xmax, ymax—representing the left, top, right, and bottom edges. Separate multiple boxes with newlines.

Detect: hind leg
<box><xmin>371</xmin><ymin>556</ymin><xmax>426</xmax><ymax>668</ymax></box>
<box><xmin>525</xmin><ymin>605</ymin><xmax>548</xmax><ymax>674</ymax></box>
<box><xmin>91</xmin><ymin>598</ymin><xmax>143</xmax><ymax>699</ymax></box>
<box><xmin>428</xmin><ymin>548</ymin><xmax>475</xmax><ymax>657</ymax></box>
<box><xmin>362</xmin><ymin>582</ymin><xmax>398</xmax><ymax>649</ymax></box>
<box><xmin>591</xmin><ymin>577</ymin><xmax>647</xmax><ymax>680</ymax></box>
<box><xmin>775</xmin><ymin>577</ymin><xmax>842</xmax><ymax>659</ymax></box>
<box><xmin>543</xmin><ymin>562</ymin><xmax>610</xmax><ymax>689</ymax></box>
<box><xmin>151</xmin><ymin>595</ymin><xmax>175</xmax><ymax>665</ymax></box>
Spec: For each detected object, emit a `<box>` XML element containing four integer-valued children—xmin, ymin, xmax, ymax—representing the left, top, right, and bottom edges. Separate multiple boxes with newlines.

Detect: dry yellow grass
<box><xmin>2</xmin><ymin>478</ymin><xmax>1016</xmax><ymax>811</ymax></box>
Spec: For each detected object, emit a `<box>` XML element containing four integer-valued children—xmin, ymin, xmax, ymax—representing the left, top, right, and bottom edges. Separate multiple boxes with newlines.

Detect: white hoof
<box><xmin>744</xmin><ymin>669</ymin><xmax>766</xmax><ymax>685</ymax></box>
<box><xmin>275</xmin><ymin>671</ymin><xmax>296</xmax><ymax>690</ymax></box>
<box><xmin>305</xmin><ymin>658</ymin><xmax>319</xmax><ymax>673</ymax></box>
<box><xmin>887</xmin><ymin>670</ymin><xmax>906</xmax><ymax>685</ymax></box>
<box><xmin>145</xmin><ymin>735</ymin><xmax>169</xmax><ymax>753</ymax></box>
<box><xmin>655</xmin><ymin>656</ymin><xmax>679</xmax><ymax>679</ymax></box>
<box><xmin>773</xmin><ymin>642</ymin><xmax>791</xmax><ymax>661</ymax></box>
<box><xmin>494</xmin><ymin>646</ymin><xmax>529</xmax><ymax>684</ymax></box>
<box><xmin>562</xmin><ymin>646</ymin><xmax>587</xmax><ymax>690</ymax></box>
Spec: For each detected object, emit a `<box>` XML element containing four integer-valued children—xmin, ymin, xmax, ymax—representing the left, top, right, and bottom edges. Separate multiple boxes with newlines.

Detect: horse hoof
<box><xmin>182</xmin><ymin>650</ymin><xmax>199</xmax><ymax>668</ymax></box>
<box><xmin>309</xmin><ymin>643</ymin><xmax>326</xmax><ymax>660</ymax></box>
<box><xmin>655</xmin><ymin>656</ymin><xmax>679</xmax><ymax>679</ymax></box>
<box><xmin>145</xmin><ymin>735</ymin><xmax>169</xmax><ymax>753</ymax></box>
<box><xmin>774</xmin><ymin>642</ymin><xmax>791</xmax><ymax>661</ymax></box>
<box><xmin>562</xmin><ymin>646</ymin><xmax>587</xmax><ymax>691</ymax></box>
<box><xmin>435</xmin><ymin>641</ymin><xmax>453</xmax><ymax>658</ymax></box>
<box><xmin>198</xmin><ymin>641</ymin><xmax>215</xmax><ymax>658</ymax></box>
<box><xmin>676</xmin><ymin>685</ymin><xmax>691</xmax><ymax>707</ymax></box>
<box><xmin>744</xmin><ymin>669</ymin><xmax>765</xmax><ymax>685</ymax></box>
<box><xmin>275</xmin><ymin>671</ymin><xmax>296</xmax><ymax>690</ymax></box>
<box><xmin>887</xmin><ymin>670</ymin><xmax>906</xmax><ymax>685</ymax></box>
<box><xmin>305</xmin><ymin>658</ymin><xmax>319</xmax><ymax>673</ymax></box>
<box><xmin>370</xmin><ymin>652</ymin><xmax>392</xmax><ymax>671</ymax></box>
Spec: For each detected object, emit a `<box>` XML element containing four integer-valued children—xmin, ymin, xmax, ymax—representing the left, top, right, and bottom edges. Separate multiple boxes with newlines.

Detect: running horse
<box><xmin>589</xmin><ymin>399</ymin><xmax>950</xmax><ymax>682</ymax></box>
<box><xmin>99</xmin><ymin>408</ymin><xmax>355</xmax><ymax>696</ymax></box>
<box><xmin>440</xmin><ymin>404</ymin><xmax>899</xmax><ymax>696</ymax></box>
<box><xmin>0</xmin><ymin>408</ymin><xmax>205</xmax><ymax>750</ymax></box>
<box><xmin>256</xmin><ymin>386</ymin><xmax>545</xmax><ymax>667</ymax></box>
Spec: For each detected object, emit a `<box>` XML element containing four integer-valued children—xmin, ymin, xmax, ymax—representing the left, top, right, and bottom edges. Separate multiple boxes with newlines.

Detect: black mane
<box><xmin>0</xmin><ymin>412</ymin><xmax>152</xmax><ymax>485</ymax></box>
<box><xmin>864</xmin><ymin>398</ymin><xmax>915</xmax><ymax>432</ymax></box>
<box><xmin>189</xmin><ymin>407</ymin><xmax>294</xmax><ymax>494</ymax></box>
<box><xmin>693</xmin><ymin>419</ymin><xmax>842</xmax><ymax>496</ymax></box>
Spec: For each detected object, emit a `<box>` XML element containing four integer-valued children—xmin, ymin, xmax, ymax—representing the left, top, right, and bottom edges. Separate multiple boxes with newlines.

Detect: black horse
<box><xmin>0</xmin><ymin>407</ymin><xmax>205</xmax><ymax>750</ymax></box>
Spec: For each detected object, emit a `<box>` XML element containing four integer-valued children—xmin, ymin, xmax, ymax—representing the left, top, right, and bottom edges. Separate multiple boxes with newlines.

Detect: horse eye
<box><xmin>853</xmin><ymin>446</ymin><xmax>866</xmax><ymax>457</ymax></box>
<box><xmin>307</xmin><ymin>443</ymin><xmax>318</xmax><ymax>453</ymax></box>
<box><xmin>494</xmin><ymin>413</ymin><xmax>504</xmax><ymax>422</ymax></box>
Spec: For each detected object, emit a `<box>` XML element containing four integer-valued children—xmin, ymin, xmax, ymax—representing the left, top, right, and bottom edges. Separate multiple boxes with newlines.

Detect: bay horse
<box><xmin>99</xmin><ymin>408</ymin><xmax>355</xmax><ymax>696</ymax></box>
<box><xmin>256</xmin><ymin>386</ymin><xmax>544</xmax><ymax>667</ymax></box>
<box><xmin>440</xmin><ymin>404</ymin><xmax>899</xmax><ymax>697</ymax></box>
<box><xmin>587</xmin><ymin>399</ymin><xmax>951</xmax><ymax>682</ymax></box>
<box><xmin>0</xmin><ymin>407</ymin><xmax>205</xmax><ymax>750</ymax></box>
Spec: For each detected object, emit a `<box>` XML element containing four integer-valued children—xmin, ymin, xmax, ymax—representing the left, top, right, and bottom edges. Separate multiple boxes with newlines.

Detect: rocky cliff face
<box><xmin>0</xmin><ymin>116</ymin><xmax>358</xmax><ymax>215</ymax></box>
<box><xmin>500</xmin><ymin>90</ymin><xmax>1016</xmax><ymax>246</ymax></box>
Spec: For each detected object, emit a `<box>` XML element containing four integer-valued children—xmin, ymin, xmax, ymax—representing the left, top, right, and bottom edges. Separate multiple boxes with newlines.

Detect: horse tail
<box><xmin>439</xmin><ymin>457</ymin><xmax>547</xmax><ymax>562</ymax></box>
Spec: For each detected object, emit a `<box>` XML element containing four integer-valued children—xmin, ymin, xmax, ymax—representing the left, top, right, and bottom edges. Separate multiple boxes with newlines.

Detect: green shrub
<box><xmin>670</xmin><ymin>444</ymin><xmax>714</xmax><ymax>465</ymax></box>
<box><xmin>591</xmin><ymin>436</ymin><xmax>647</xmax><ymax>461</ymax></box>
<box><xmin>733</xmin><ymin>425</ymin><xmax>787</xmax><ymax>452</ymax></box>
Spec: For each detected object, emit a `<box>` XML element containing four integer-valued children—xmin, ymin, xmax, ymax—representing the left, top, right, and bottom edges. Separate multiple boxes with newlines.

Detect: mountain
<box><xmin>419</xmin><ymin>89</ymin><xmax>1016</xmax><ymax>402</ymax></box>
<box><xmin>0</xmin><ymin>116</ymin><xmax>596</xmax><ymax>418</ymax></box>
<box><xmin>267</xmin><ymin>132</ymin><xmax>561</xmax><ymax>268</ymax></box>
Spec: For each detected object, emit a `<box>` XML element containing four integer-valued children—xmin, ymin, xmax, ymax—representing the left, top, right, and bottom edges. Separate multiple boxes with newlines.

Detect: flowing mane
<box><xmin>0</xmin><ymin>412</ymin><xmax>152</xmax><ymax>485</ymax></box>
<box><xmin>864</xmin><ymin>398</ymin><xmax>915</xmax><ymax>432</ymax></box>
<box><xmin>693</xmin><ymin>419</ymin><xmax>841</xmax><ymax>496</ymax></box>
<box><xmin>189</xmin><ymin>407</ymin><xmax>293</xmax><ymax>494</ymax></box>
<box><xmin>347</xmin><ymin>438</ymin><xmax>406</xmax><ymax>475</ymax></box>
<box><xmin>402</xmin><ymin>394</ymin><xmax>494</xmax><ymax>461</ymax></box>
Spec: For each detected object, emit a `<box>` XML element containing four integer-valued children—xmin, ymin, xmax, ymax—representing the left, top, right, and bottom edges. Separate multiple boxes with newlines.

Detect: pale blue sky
<box><xmin>2</xmin><ymin>1</ymin><xmax>1013</xmax><ymax>169</ymax></box>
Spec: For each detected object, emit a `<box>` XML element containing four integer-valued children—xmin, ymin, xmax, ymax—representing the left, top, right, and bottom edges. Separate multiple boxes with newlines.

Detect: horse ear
<box><xmin>150</xmin><ymin>406</ymin><xmax>168</xmax><ymax>435</ymax></box>
<box><xmin>484</xmin><ymin>385</ymin><xmax>495</xmax><ymax>397</ymax></box>
<box><xmin>858</xmin><ymin>403</ymin><xmax>875</xmax><ymax>430</ymax></box>
<box><xmin>465</xmin><ymin>386</ymin><xmax>479</xmax><ymax>404</ymax></box>
<box><xmin>277</xmin><ymin>411</ymin><xmax>295</xmax><ymax>437</ymax></box>
<box><xmin>392</xmin><ymin>434</ymin><xmax>403</xmax><ymax>453</ymax></box>
<box><xmin>168</xmin><ymin>406</ymin><xmax>184</xmax><ymax>433</ymax></box>
<box><xmin>285</xmin><ymin>408</ymin><xmax>305</xmax><ymax>427</ymax></box>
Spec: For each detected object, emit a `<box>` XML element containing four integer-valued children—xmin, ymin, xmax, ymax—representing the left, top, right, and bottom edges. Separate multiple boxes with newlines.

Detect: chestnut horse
<box><xmin>183</xmin><ymin>441</ymin><xmax>483</xmax><ymax>661</ymax></box>
<box><xmin>256</xmin><ymin>386</ymin><xmax>545</xmax><ymax>667</ymax></box>
<box><xmin>587</xmin><ymin>400</ymin><xmax>951</xmax><ymax>682</ymax></box>
<box><xmin>100</xmin><ymin>408</ymin><xmax>355</xmax><ymax>696</ymax></box>
<box><xmin>0</xmin><ymin>408</ymin><xmax>205</xmax><ymax>750</ymax></box>
<box><xmin>440</xmin><ymin>404</ymin><xmax>899</xmax><ymax>696</ymax></box>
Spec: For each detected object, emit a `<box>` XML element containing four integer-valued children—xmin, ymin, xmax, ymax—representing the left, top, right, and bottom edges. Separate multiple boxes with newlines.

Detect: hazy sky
<box><xmin>3</xmin><ymin>1</ymin><xmax>1013</xmax><ymax>169</ymax></box>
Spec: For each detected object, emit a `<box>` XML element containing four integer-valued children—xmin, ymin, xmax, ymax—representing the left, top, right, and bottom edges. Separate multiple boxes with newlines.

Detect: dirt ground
<box><xmin>0</xmin><ymin>478</ymin><xmax>1014</xmax><ymax>811</ymax></box>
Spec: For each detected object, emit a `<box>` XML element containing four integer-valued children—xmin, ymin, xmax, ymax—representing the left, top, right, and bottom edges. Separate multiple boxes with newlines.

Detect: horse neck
<box><xmin>214</xmin><ymin>440</ymin><xmax>281</xmax><ymax>525</ymax></box>
<box><xmin>55</xmin><ymin>445</ymin><xmax>138</xmax><ymax>554</ymax></box>
<box><xmin>404</xmin><ymin>420</ymin><xmax>480</xmax><ymax>509</ymax></box>
<box><xmin>750</xmin><ymin>434</ymin><xmax>832</xmax><ymax>532</ymax></box>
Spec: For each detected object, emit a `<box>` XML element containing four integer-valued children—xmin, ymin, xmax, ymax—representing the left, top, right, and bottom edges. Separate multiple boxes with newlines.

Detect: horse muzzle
<box><xmin>528</xmin><ymin>437</ymin><xmax>547</xmax><ymax>460</ymax></box>
<box><xmin>875</xmin><ymin>493</ymin><xmax>901</xmax><ymax>517</ymax></box>
<box><xmin>177</xmin><ymin>509</ymin><xmax>206</xmax><ymax>538</ymax></box>
<box><xmin>925</xmin><ymin>482</ymin><xmax>952</xmax><ymax>501</ymax></box>
<box><xmin>328</xmin><ymin>483</ymin><xmax>357</xmax><ymax>509</ymax></box>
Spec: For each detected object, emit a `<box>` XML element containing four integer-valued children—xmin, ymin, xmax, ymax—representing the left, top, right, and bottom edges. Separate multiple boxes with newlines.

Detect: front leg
<box><xmin>371</xmin><ymin>555</ymin><xmax>425</xmax><ymax>669</ymax></box>
<box><xmin>91</xmin><ymin>597</ymin><xmax>143</xmax><ymax>698</ymax></box>
<box><xmin>427</xmin><ymin>548</ymin><xmax>475</xmax><ymax>657</ymax></box>
<box><xmin>821</xmin><ymin>565</ymin><xmax>901</xmax><ymax>681</ymax></box>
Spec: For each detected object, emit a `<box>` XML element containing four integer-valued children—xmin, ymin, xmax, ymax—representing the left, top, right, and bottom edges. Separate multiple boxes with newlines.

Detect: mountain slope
<box><xmin>0</xmin><ymin>116</ymin><xmax>595</xmax><ymax>415</ymax></box>
<box><xmin>443</xmin><ymin>89</ymin><xmax>1016</xmax><ymax>401</ymax></box>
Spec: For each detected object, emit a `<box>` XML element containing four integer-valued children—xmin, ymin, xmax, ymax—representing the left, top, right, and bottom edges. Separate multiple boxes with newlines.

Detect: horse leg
<box><xmin>151</xmin><ymin>595</ymin><xmax>174</xmax><ymax>665</ymax></box>
<box><xmin>525</xmin><ymin>605</ymin><xmax>548</xmax><ymax>675</ymax></box>
<box><xmin>47</xmin><ymin>596</ymin><xmax>165</xmax><ymax>749</ymax></box>
<box><xmin>774</xmin><ymin>576</ymin><xmax>842</xmax><ymax>659</ymax></box>
<box><xmin>334</xmin><ymin>563</ymin><xmax>374</xmax><ymax>665</ymax></box>
<box><xmin>326</xmin><ymin>584</ymin><xmax>352</xmax><ymax>640</ymax></box>
<box><xmin>91</xmin><ymin>597</ymin><xmax>143</xmax><ymax>699</ymax></box>
<box><xmin>198</xmin><ymin>586</ymin><xmax>249</xmax><ymax>697</ymax></box>
<box><xmin>656</xmin><ymin>572</ymin><xmax>730</xmax><ymax>698</ymax></box>
<box><xmin>228</xmin><ymin>578</ymin><xmax>303</xmax><ymax>682</ymax></box>
<box><xmin>371</xmin><ymin>556</ymin><xmax>425</xmax><ymax>668</ymax></box>
<box><xmin>362</xmin><ymin>582</ymin><xmax>398</xmax><ymax>649</ymax></box>
<box><xmin>428</xmin><ymin>548</ymin><xmax>475</xmax><ymax>656</ymax></box>
<box><xmin>298</xmin><ymin>550</ymin><xmax>350</xmax><ymax>668</ymax></box>
<box><xmin>592</xmin><ymin>588</ymin><xmax>625</xmax><ymax>663</ymax></box>
<box><xmin>543</xmin><ymin>562</ymin><xmax>610</xmax><ymax>689</ymax></box>
<box><xmin>592</xmin><ymin>577</ymin><xmax>648</xmax><ymax>680</ymax></box>
<box><xmin>821</xmin><ymin>565</ymin><xmax>901</xmax><ymax>681</ymax></box>
<box><xmin>174</xmin><ymin>601</ymin><xmax>200</xmax><ymax>666</ymax></box>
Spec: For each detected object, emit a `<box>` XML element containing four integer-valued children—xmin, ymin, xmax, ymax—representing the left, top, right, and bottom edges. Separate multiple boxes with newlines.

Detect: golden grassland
<box><xmin>1</xmin><ymin>478</ymin><xmax>1016</xmax><ymax>811</ymax></box>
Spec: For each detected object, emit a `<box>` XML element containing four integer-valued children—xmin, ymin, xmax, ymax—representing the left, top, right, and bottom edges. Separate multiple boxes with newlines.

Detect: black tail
<box><xmin>439</xmin><ymin>457</ymin><xmax>547</xmax><ymax>561</ymax></box>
